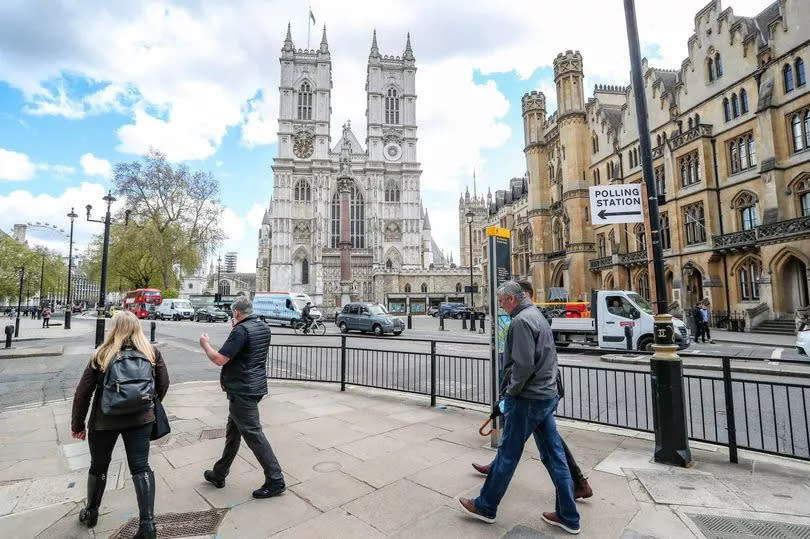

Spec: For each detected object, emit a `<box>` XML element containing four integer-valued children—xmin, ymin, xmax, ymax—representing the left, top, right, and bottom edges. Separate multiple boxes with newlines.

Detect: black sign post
<box><xmin>486</xmin><ymin>227</ymin><xmax>511</xmax><ymax>447</ymax></box>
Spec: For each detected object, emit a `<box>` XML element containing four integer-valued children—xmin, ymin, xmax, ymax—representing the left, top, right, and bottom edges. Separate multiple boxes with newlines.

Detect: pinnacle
<box><xmin>283</xmin><ymin>22</ymin><xmax>294</xmax><ymax>51</ymax></box>
<box><xmin>404</xmin><ymin>32</ymin><xmax>414</xmax><ymax>60</ymax></box>
<box><xmin>370</xmin><ymin>29</ymin><xmax>380</xmax><ymax>57</ymax></box>
<box><xmin>320</xmin><ymin>25</ymin><xmax>329</xmax><ymax>53</ymax></box>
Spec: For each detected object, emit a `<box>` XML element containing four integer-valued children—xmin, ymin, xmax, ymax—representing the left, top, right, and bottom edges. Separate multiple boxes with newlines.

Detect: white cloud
<box><xmin>37</xmin><ymin>163</ymin><xmax>76</xmax><ymax>175</ymax></box>
<box><xmin>0</xmin><ymin>148</ymin><xmax>36</xmax><ymax>181</ymax></box>
<box><xmin>79</xmin><ymin>152</ymin><xmax>112</xmax><ymax>179</ymax></box>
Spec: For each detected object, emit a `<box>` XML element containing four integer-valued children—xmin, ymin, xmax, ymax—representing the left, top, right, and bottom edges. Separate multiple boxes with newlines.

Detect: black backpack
<box><xmin>100</xmin><ymin>349</ymin><xmax>155</xmax><ymax>416</ymax></box>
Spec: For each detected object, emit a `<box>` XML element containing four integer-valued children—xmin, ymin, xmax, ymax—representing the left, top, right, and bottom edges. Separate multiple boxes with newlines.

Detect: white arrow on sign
<box><xmin>589</xmin><ymin>185</ymin><xmax>645</xmax><ymax>224</ymax></box>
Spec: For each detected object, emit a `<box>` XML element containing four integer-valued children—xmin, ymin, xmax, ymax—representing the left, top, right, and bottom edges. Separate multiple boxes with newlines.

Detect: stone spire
<box><xmin>403</xmin><ymin>32</ymin><xmax>414</xmax><ymax>61</ymax></box>
<box><xmin>283</xmin><ymin>22</ymin><xmax>294</xmax><ymax>52</ymax></box>
<box><xmin>319</xmin><ymin>25</ymin><xmax>329</xmax><ymax>53</ymax></box>
<box><xmin>369</xmin><ymin>29</ymin><xmax>380</xmax><ymax>58</ymax></box>
<box><xmin>423</xmin><ymin>209</ymin><xmax>431</xmax><ymax>230</ymax></box>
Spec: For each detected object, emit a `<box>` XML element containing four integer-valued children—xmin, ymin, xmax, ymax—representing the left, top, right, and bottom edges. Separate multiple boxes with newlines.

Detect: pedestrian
<box><xmin>471</xmin><ymin>279</ymin><xmax>592</xmax><ymax>500</ymax></box>
<box><xmin>700</xmin><ymin>300</ymin><xmax>714</xmax><ymax>344</ymax></box>
<box><xmin>198</xmin><ymin>295</ymin><xmax>286</xmax><ymax>499</ymax></box>
<box><xmin>691</xmin><ymin>303</ymin><xmax>703</xmax><ymax>343</ymax></box>
<box><xmin>71</xmin><ymin>311</ymin><xmax>169</xmax><ymax>538</ymax></box>
<box><xmin>460</xmin><ymin>281</ymin><xmax>580</xmax><ymax>534</ymax></box>
<box><xmin>42</xmin><ymin>305</ymin><xmax>51</xmax><ymax>328</ymax></box>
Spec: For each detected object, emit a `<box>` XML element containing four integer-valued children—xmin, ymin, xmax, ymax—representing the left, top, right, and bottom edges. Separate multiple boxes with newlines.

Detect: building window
<box><xmin>420</xmin><ymin>282</ymin><xmax>428</xmax><ymax>293</ymax></box>
<box><xmin>784</xmin><ymin>64</ymin><xmax>795</xmax><ymax>93</ymax></box>
<box><xmin>301</xmin><ymin>258</ymin><xmax>309</xmax><ymax>285</ymax></box>
<box><xmin>592</xmin><ymin>135</ymin><xmax>599</xmax><ymax>154</ymax></box>
<box><xmin>731</xmin><ymin>93</ymin><xmax>739</xmax><ymax>118</ymax></box>
<box><xmin>707</xmin><ymin>58</ymin><xmax>715</xmax><ymax>82</ymax></box>
<box><xmin>797</xmin><ymin>58</ymin><xmax>806</xmax><ymax>87</ymax></box>
<box><xmin>678</xmin><ymin>151</ymin><xmax>701</xmax><ymax>187</ymax></box>
<box><xmin>633</xmin><ymin>223</ymin><xmax>647</xmax><ymax>252</ymax></box>
<box><xmin>384</xmin><ymin>181</ymin><xmax>400</xmax><ymax>202</ymax></box>
<box><xmin>294</xmin><ymin>180</ymin><xmax>311</xmax><ymax>201</ymax></box>
<box><xmin>795</xmin><ymin>176</ymin><xmax>810</xmax><ymax>217</ymax></box>
<box><xmin>660</xmin><ymin>213</ymin><xmax>671</xmax><ymax>250</ymax></box>
<box><xmin>385</xmin><ymin>87</ymin><xmax>400</xmax><ymax>124</ymax></box>
<box><xmin>654</xmin><ymin>166</ymin><xmax>666</xmax><ymax>196</ymax></box>
<box><xmin>683</xmin><ymin>202</ymin><xmax>706</xmax><ymax>245</ymax></box>
<box><xmin>728</xmin><ymin>133</ymin><xmax>756</xmax><ymax>174</ymax></box>
<box><xmin>456</xmin><ymin>283</ymin><xmax>462</xmax><ymax>293</ymax></box>
<box><xmin>297</xmin><ymin>82</ymin><xmax>313</xmax><ymax>120</ymax></box>
<box><xmin>597</xmin><ymin>234</ymin><xmax>606</xmax><ymax>257</ymax></box>
<box><xmin>552</xmin><ymin>219</ymin><xmax>564</xmax><ymax>251</ymax></box>
<box><xmin>734</xmin><ymin>191</ymin><xmax>759</xmax><ymax>231</ymax></box>
<box><xmin>740</xmin><ymin>88</ymin><xmax>749</xmax><ymax>113</ymax></box>
<box><xmin>608</xmin><ymin>230</ymin><xmax>615</xmax><ymax>254</ymax></box>
<box><xmin>723</xmin><ymin>98</ymin><xmax>731</xmax><ymax>122</ymax></box>
<box><xmin>385</xmin><ymin>258</ymin><xmax>393</xmax><ymax>270</ymax></box>
<box><xmin>330</xmin><ymin>184</ymin><xmax>365</xmax><ymax>248</ymax></box>
<box><xmin>791</xmin><ymin>112</ymin><xmax>805</xmax><ymax>152</ymax></box>
<box><xmin>739</xmin><ymin>259</ymin><xmax>761</xmax><ymax>300</ymax></box>
<box><xmin>404</xmin><ymin>283</ymin><xmax>411</xmax><ymax>293</ymax></box>
<box><xmin>607</xmin><ymin>161</ymin><xmax>614</xmax><ymax>179</ymax></box>
<box><xmin>715</xmin><ymin>52</ymin><xmax>723</xmax><ymax>77</ymax></box>
<box><xmin>637</xmin><ymin>271</ymin><xmax>651</xmax><ymax>301</ymax></box>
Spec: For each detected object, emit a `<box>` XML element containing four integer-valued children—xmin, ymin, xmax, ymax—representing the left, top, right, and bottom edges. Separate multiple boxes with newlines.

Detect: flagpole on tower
<box><xmin>307</xmin><ymin>5</ymin><xmax>316</xmax><ymax>49</ymax></box>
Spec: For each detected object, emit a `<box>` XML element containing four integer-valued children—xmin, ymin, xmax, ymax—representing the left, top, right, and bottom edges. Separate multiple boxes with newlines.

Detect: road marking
<box><xmin>771</xmin><ymin>347</ymin><xmax>784</xmax><ymax>360</ymax></box>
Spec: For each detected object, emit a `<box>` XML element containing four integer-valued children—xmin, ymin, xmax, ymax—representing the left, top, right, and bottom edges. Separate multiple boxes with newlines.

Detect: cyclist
<box><xmin>301</xmin><ymin>302</ymin><xmax>314</xmax><ymax>334</ymax></box>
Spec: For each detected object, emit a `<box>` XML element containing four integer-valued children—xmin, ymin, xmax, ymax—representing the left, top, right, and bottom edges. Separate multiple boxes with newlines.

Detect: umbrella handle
<box><xmin>479</xmin><ymin>417</ymin><xmax>494</xmax><ymax>436</ymax></box>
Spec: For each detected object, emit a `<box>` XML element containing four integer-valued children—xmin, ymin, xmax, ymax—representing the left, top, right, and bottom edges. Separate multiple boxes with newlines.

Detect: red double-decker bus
<box><xmin>123</xmin><ymin>288</ymin><xmax>163</xmax><ymax>319</ymax></box>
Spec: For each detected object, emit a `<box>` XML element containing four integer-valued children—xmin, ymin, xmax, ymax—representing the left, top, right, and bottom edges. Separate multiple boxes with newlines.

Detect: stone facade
<box><xmin>472</xmin><ymin>0</ymin><xmax>810</xmax><ymax>325</ymax></box>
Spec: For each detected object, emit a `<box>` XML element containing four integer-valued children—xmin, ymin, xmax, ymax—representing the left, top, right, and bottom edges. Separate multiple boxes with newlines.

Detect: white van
<box><xmin>253</xmin><ymin>292</ymin><xmax>321</xmax><ymax>326</ymax></box>
<box><xmin>155</xmin><ymin>299</ymin><xmax>195</xmax><ymax>321</ymax></box>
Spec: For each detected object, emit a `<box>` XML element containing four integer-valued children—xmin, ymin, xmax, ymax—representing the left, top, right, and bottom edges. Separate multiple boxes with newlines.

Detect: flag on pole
<box><xmin>309</xmin><ymin>9</ymin><xmax>315</xmax><ymax>24</ymax></box>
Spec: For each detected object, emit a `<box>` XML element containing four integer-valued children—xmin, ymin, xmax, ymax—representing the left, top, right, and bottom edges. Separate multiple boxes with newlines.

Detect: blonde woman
<box><xmin>71</xmin><ymin>311</ymin><xmax>169</xmax><ymax>538</ymax></box>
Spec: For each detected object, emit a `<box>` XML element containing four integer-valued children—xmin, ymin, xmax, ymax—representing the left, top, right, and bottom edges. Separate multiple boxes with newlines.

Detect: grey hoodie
<box><xmin>501</xmin><ymin>297</ymin><xmax>559</xmax><ymax>400</ymax></box>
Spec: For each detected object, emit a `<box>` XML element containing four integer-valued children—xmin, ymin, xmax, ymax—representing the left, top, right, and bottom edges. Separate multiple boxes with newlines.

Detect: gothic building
<box><xmin>257</xmin><ymin>26</ymin><xmax>467</xmax><ymax>314</ymax></box>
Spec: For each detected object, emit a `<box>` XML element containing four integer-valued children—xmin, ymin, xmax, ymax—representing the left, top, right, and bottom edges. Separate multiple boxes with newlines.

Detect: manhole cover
<box><xmin>313</xmin><ymin>461</ymin><xmax>342</xmax><ymax>472</ymax></box>
<box><xmin>688</xmin><ymin>514</ymin><xmax>810</xmax><ymax>539</ymax></box>
<box><xmin>110</xmin><ymin>508</ymin><xmax>228</xmax><ymax>539</ymax></box>
<box><xmin>200</xmin><ymin>427</ymin><xmax>226</xmax><ymax>440</ymax></box>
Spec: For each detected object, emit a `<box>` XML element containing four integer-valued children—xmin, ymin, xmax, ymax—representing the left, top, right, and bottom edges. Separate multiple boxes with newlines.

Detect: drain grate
<box><xmin>688</xmin><ymin>514</ymin><xmax>810</xmax><ymax>539</ymax></box>
<box><xmin>200</xmin><ymin>427</ymin><xmax>226</xmax><ymax>440</ymax></box>
<box><xmin>110</xmin><ymin>508</ymin><xmax>228</xmax><ymax>538</ymax></box>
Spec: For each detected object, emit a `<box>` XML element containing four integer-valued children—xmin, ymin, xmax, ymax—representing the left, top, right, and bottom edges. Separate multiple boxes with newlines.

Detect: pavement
<box><xmin>2</xmin><ymin>315</ymin><xmax>95</xmax><ymax>344</ymax></box>
<box><xmin>1</xmin><ymin>380</ymin><xmax>809</xmax><ymax>538</ymax></box>
<box><xmin>707</xmin><ymin>328</ymin><xmax>797</xmax><ymax>347</ymax></box>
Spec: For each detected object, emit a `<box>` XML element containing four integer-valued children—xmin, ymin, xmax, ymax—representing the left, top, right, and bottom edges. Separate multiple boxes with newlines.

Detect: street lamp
<box><xmin>14</xmin><ymin>267</ymin><xmax>24</xmax><ymax>338</ymax></box>
<box><xmin>466</xmin><ymin>210</ymin><xmax>475</xmax><ymax>310</ymax></box>
<box><xmin>86</xmin><ymin>191</ymin><xmax>130</xmax><ymax>347</ymax></box>
<box><xmin>216</xmin><ymin>256</ymin><xmax>222</xmax><ymax>304</ymax></box>
<box><xmin>64</xmin><ymin>208</ymin><xmax>77</xmax><ymax>329</ymax></box>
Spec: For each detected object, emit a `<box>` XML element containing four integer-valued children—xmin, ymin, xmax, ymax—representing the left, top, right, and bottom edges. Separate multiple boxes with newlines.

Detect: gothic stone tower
<box><xmin>523</xmin><ymin>90</ymin><xmax>551</xmax><ymax>300</ymax></box>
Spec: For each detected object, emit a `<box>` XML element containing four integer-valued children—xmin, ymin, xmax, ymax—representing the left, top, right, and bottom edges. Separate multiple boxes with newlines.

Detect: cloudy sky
<box><xmin>0</xmin><ymin>0</ymin><xmax>768</xmax><ymax>273</ymax></box>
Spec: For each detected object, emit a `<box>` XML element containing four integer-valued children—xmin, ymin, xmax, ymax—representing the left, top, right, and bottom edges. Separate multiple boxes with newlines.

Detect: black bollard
<box><xmin>462</xmin><ymin>313</ymin><xmax>467</xmax><ymax>330</ymax></box>
<box><xmin>4</xmin><ymin>325</ymin><xmax>13</xmax><ymax>349</ymax></box>
<box><xmin>470</xmin><ymin>312</ymin><xmax>476</xmax><ymax>332</ymax></box>
<box><xmin>150</xmin><ymin>321</ymin><xmax>156</xmax><ymax>343</ymax></box>
<box><xmin>407</xmin><ymin>312</ymin><xmax>412</xmax><ymax>329</ymax></box>
<box><xmin>478</xmin><ymin>313</ymin><xmax>486</xmax><ymax>334</ymax></box>
<box><xmin>625</xmin><ymin>325</ymin><xmax>634</xmax><ymax>351</ymax></box>
<box><xmin>439</xmin><ymin>315</ymin><xmax>445</xmax><ymax>331</ymax></box>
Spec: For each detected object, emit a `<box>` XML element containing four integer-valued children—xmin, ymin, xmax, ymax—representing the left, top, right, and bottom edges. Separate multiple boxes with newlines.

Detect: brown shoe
<box><xmin>471</xmin><ymin>462</ymin><xmax>491</xmax><ymax>475</ymax></box>
<box><xmin>574</xmin><ymin>478</ymin><xmax>593</xmax><ymax>499</ymax></box>
<box><xmin>458</xmin><ymin>497</ymin><xmax>495</xmax><ymax>523</ymax></box>
<box><xmin>541</xmin><ymin>512</ymin><xmax>580</xmax><ymax>534</ymax></box>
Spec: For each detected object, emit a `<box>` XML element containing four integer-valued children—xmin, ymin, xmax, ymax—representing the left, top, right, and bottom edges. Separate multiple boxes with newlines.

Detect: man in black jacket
<box><xmin>199</xmin><ymin>296</ymin><xmax>286</xmax><ymax>498</ymax></box>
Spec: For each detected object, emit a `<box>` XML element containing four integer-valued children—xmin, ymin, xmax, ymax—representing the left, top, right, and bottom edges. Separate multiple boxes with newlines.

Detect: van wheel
<box><xmin>339</xmin><ymin>322</ymin><xmax>348</xmax><ymax>333</ymax></box>
<box><xmin>372</xmin><ymin>324</ymin><xmax>383</xmax><ymax>336</ymax></box>
<box><xmin>637</xmin><ymin>336</ymin><xmax>654</xmax><ymax>352</ymax></box>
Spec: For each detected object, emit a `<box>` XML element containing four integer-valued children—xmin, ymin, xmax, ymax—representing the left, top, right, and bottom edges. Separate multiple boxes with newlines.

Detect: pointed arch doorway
<box><xmin>777</xmin><ymin>255</ymin><xmax>809</xmax><ymax>316</ymax></box>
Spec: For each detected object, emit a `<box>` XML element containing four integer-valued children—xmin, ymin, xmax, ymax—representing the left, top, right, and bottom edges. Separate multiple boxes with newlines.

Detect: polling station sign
<box><xmin>589</xmin><ymin>184</ymin><xmax>644</xmax><ymax>224</ymax></box>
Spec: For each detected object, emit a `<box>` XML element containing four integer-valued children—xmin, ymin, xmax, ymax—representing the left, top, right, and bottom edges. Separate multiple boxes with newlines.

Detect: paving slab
<box><xmin>593</xmin><ymin>448</ymin><xmax>674</xmax><ymax>477</ymax></box>
<box><xmin>14</xmin><ymin>470</ymin><xmax>86</xmax><ymax>512</ymax></box>
<box><xmin>272</xmin><ymin>507</ymin><xmax>385</xmax><ymax>538</ymax></box>
<box><xmin>0</xmin><ymin>501</ymin><xmax>75</xmax><ymax>538</ymax></box>
<box><xmin>217</xmin><ymin>492</ymin><xmax>320</xmax><ymax>538</ymax></box>
<box><xmin>279</xmin><ymin>447</ymin><xmax>363</xmax><ymax>483</ymax></box>
<box><xmin>633</xmin><ymin>469</ymin><xmax>750</xmax><ymax>510</ymax></box>
<box><xmin>336</xmin><ymin>433</ymin><xmax>409</xmax><ymax>461</ymax></box>
<box><xmin>343</xmin><ymin>451</ymin><xmax>431</xmax><ymax>489</ymax></box>
<box><xmin>343</xmin><ymin>479</ymin><xmax>449</xmax><ymax>535</ymax></box>
<box><xmin>394</xmin><ymin>504</ymin><xmax>508</xmax><ymax>538</ymax></box>
<box><xmin>290</xmin><ymin>470</ymin><xmax>374</xmax><ymax>511</ymax></box>
<box><xmin>717</xmin><ymin>474</ymin><xmax>810</xmax><ymax>515</ymax></box>
<box><xmin>0</xmin><ymin>346</ymin><xmax>63</xmax><ymax>359</ymax></box>
<box><xmin>407</xmin><ymin>449</ymin><xmax>499</xmax><ymax>498</ymax></box>
<box><xmin>385</xmin><ymin>422</ymin><xmax>450</xmax><ymax>443</ymax></box>
<box><xmin>0</xmin><ymin>480</ymin><xmax>30</xmax><ymax>516</ymax></box>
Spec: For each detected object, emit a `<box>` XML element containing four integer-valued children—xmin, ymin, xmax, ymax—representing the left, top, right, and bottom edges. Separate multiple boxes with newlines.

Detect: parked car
<box><xmin>797</xmin><ymin>323</ymin><xmax>810</xmax><ymax>356</ymax></box>
<box><xmin>427</xmin><ymin>305</ymin><xmax>439</xmax><ymax>317</ymax></box>
<box><xmin>449</xmin><ymin>306</ymin><xmax>472</xmax><ymax>319</ymax></box>
<box><xmin>335</xmin><ymin>302</ymin><xmax>404</xmax><ymax>336</ymax></box>
<box><xmin>194</xmin><ymin>306</ymin><xmax>229</xmax><ymax>323</ymax></box>
<box><xmin>437</xmin><ymin>302</ymin><xmax>466</xmax><ymax>318</ymax></box>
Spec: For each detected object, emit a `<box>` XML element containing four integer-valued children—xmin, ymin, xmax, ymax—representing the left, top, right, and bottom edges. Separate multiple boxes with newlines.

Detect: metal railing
<box><xmin>267</xmin><ymin>336</ymin><xmax>810</xmax><ymax>462</ymax></box>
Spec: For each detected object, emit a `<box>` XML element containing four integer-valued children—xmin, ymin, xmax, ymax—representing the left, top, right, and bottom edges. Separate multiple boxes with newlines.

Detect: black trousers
<box><xmin>213</xmin><ymin>393</ymin><xmax>284</xmax><ymax>484</ymax></box>
<box><xmin>562</xmin><ymin>438</ymin><xmax>584</xmax><ymax>483</ymax></box>
<box><xmin>89</xmin><ymin>422</ymin><xmax>153</xmax><ymax>478</ymax></box>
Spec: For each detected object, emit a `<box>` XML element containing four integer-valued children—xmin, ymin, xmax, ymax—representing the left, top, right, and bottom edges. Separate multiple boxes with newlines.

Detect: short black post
<box><xmin>625</xmin><ymin>325</ymin><xmax>633</xmax><ymax>351</ymax></box>
<box><xmin>439</xmin><ymin>315</ymin><xmax>445</xmax><ymax>331</ymax></box>
<box><xmin>150</xmin><ymin>321</ymin><xmax>156</xmax><ymax>343</ymax></box>
<box><xmin>4</xmin><ymin>325</ymin><xmax>13</xmax><ymax>349</ymax></box>
<box><xmin>470</xmin><ymin>312</ymin><xmax>476</xmax><ymax>332</ymax></box>
<box><xmin>721</xmin><ymin>356</ymin><xmax>738</xmax><ymax>463</ymax></box>
<box><xmin>340</xmin><ymin>335</ymin><xmax>347</xmax><ymax>392</ymax></box>
<box><xmin>479</xmin><ymin>313</ymin><xmax>486</xmax><ymax>334</ymax></box>
<box><xmin>462</xmin><ymin>313</ymin><xmax>467</xmax><ymax>330</ymax></box>
<box><xmin>430</xmin><ymin>340</ymin><xmax>437</xmax><ymax>407</ymax></box>
<box><xmin>407</xmin><ymin>312</ymin><xmax>412</xmax><ymax>329</ymax></box>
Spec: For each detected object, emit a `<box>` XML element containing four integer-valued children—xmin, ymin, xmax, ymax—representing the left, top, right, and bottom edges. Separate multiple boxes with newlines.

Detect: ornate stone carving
<box><xmin>293</xmin><ymin>130</ymin><xmax>314</xmax><ymax>159</ymax></box>
<box><xmin>292</xmin><ymin>220</ymin><xmax>311</xmax><ymax>244</ymax></box>
<box><xmin>384</xmin><ymin>221</ymin><xmax>402</xmax><ymax>242</ymax></box>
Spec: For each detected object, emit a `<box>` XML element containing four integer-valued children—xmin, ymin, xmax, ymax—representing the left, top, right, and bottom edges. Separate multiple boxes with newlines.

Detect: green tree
<box><xmin>0</xmin><ymin>235</ymin><xmax>67</xmax><ymax>305</ymax></box>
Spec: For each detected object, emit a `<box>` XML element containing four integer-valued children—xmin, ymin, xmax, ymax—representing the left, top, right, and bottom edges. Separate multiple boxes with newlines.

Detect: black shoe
<box><xmin>252</xmin><ymin>481</ymin><xmax>285</xmax><ymax>499</ymax></box>
<box><xmin>204</xmin><ymin>470</ymin><xmax>225</xmax><ymax>488</ymax></box>
<box><xmin>132</xmin><ymin>471</ymin><xmax>156</xmax><ymax>539</ymax></box>
<box><xmin>78</xmin><ymin>472</ymin><xmax>106</xmax><ymax>528</ymax></box>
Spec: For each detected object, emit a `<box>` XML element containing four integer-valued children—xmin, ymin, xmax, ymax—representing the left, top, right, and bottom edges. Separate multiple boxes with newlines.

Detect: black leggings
<box><xmin>88</xmin><ymin>422</ymin><xmax>153</xmax><ymax>477</ymax></box>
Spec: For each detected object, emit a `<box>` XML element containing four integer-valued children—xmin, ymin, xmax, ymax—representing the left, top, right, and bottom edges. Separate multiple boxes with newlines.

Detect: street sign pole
<box><xmin>624</xmin><ymin>0</ymin><xmax>691</xmax><ymax>467</ymax></box>
<box><xmin>486</xmin><ymin>226</ymin><xmax>511</xmax><ymax>448</ymax></box>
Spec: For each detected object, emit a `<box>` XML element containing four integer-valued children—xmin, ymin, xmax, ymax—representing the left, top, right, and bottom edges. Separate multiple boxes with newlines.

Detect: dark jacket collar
<box><xmin>234</xmin><ymin>313</ymin><xmax>257</xmax><ymax>327</ymax></box>
<box><xmin>509</xmin><ymin>297</ymin><xmax>534</xmax><ymax>318</ymax></box>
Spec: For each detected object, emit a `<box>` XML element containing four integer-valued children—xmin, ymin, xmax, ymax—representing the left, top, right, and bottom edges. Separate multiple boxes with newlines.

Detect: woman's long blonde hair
<box><xmin>91</xmin><ymin>311</ymin><xmax>155</xmax><ymax>371</ymax></box>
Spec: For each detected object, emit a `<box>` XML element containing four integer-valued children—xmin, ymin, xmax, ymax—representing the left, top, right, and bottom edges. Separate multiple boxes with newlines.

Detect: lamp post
<box><xmin>465</xmin><ymin>211</ymin><xmax>475</xmax><ymax>310</ymax></box>
<box><xmin>216</xmin><ymin>256</ymin><xmax>222</xmax><ymax>304</ymax></box>
<box><xmin>39</xmin><ymin>252</ymin><xmax>46</xmax><ymax>311</ymax></box>
<box><xmin>64</xmin><ymin>208</ymin><xmax>77</xmax><ymax>329</ymax></box>
<box><xmin>14</xmin><ymin>267</ymin><xmax>24</xmax><ymax>338</ymax></box>
<box><xmin>86</xmin><ymin>191</ymin><xmax>130</xmax><ymax>347</ymax></box>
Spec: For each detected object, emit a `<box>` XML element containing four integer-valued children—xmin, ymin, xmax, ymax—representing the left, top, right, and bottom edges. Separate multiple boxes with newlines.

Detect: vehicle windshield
<box><xmin>174</xmin><ymin>301</ymin><xmax>191</xmax><ymax>309</ymax></box>
<box><xmin>627</xmin><ymin>293</ymin><xmax>653</xmax><ymax>314</ymax></box>
<box><xmin>292</xmin><ymin>298</ymin><xmax>309</xmax><ymax>310</ymax></box>
<box><xmin>368</xmin><ymin>304</ymin><xmax>388</xmax><ymax>315</ymax></box>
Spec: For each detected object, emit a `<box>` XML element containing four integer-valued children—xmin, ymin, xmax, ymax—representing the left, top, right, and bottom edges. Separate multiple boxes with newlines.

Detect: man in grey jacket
<box><xmin>460</xmin><ymin>281</ymin><xmax>580</xmax><ymax>534</ymax></box>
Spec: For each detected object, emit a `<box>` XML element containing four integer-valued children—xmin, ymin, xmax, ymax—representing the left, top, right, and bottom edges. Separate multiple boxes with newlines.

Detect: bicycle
<box><xmin>292</xmin><ymin>318</ymin><xmax>326</xmax><ymax>336</ymax></box>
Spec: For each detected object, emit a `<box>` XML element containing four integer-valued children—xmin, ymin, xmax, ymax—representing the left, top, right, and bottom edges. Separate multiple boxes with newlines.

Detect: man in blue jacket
<box><xmin>460</xmin><ymin>281</ymin><xmax>580</xmax><ymax>534</ymax></box>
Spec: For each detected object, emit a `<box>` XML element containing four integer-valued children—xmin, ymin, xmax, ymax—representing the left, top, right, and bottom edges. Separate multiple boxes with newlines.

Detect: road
<box><xmin>1</xmin><ymin>314</ymin><xmax>808</xmax><ymax>460</ymax></box>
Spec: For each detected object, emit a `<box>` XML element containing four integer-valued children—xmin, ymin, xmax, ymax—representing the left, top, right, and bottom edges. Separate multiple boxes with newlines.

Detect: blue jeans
<box><xmin>474</xmin><ymin>395</ymin><xmax>579</xmax><ymax>528</ymax></box>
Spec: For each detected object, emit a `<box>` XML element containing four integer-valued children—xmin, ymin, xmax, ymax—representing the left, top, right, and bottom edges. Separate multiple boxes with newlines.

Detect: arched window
<box><xmin>784</xmin><ymin>64</ymin><xmax>795</xmax><ymax>93</ymax></box>
<box><xmin>608</xmin><ymin>230</ymin><xmax>615</xmax><ymax>254</ymax></box>
<box><xmin>748</xmin><ymin>134</ymin><xmax>757</xmax><ymax>167</ymax></box>
<box><xmin>385</xmin><ymin>258</ymin><xmax>393</xmax><ymax>270</ymax></box>
<box><xmin>420</xmin><ymin>282</ymin><xmax>428</xmax><ymax>293</ymax></box>
<box><xmin>385</xmin><ymin>87</ymin><xmax>400</xmax><ymax>124</ymax></box>
<box><xmin>552</xmin><ymin>219</ymin><xmax>564</xmax><ymax>251</ymax></box>
<box><xmin>797</xmin><ymin>58</ymin><xmax>807</xmax><ymax>87</ymax></box>
<box><xmin>301</xmin><ymin>258</ymin><xmax>309</xmax><ymax>285</ymax></box>
<box><xmin>794</xmin><ymin>176</ymin><xmax>810</xmax><ymax>217</ymax></box>
<box><xmin>688</xmin><ymin>117</ymin><xmax>694</xmax><ymax>130</ymax></box>
<box><xmin>404</xmin><ymin>283</ymin><xmax>411</xmax><ymax>293</ymax></box>
<box><xmin>597</xmin><ymin>234</ymin><xmax>606</xmax><ymax>257</ymax></box>
<box><xmin>455</xmin><ymin>283</ymin><xmax>462</xmax><ymax>293</ymax></box>
<box><xmin>734</xmin><ymin>191</ymin><xmax>759</xmax><ymax>230</ymax></box>
<box><xmin>715</xmin><ymin>52</ymin><xmax>723</xmax><ymax>77</ymax></box>
<box><xmin>731</xmin><ymin>94</ymin><xmax>739</xmax><ymax>118</ymax></box>
<box><xmin>656</xmin><ymin>134</ymin><xmax>662</xmax><ymax>145</ymax></box>
<box><xmin>220</xmin><ymin>280</ymin><xmax>231</xmax><ymax>296</ymax></box>
<box><xmin>297</xmin><ymin>82</ymin><xmax>313</xmax><ymax>120</ymax></box>
<box><xmin>723</xmin><ymin>98</ymin><xmax>731</xmax><ymax>122</ymax></box>
<box><xmin>660</xmin><ymin>212</ymin><xmax>671</xmax><ymax>249</ymax></box>
<box><xmin>384</xmin><ymin>181</ymin><xmax>400</xmax><ymax>202</ymax></box>
<box><xmin>607</xmin><ymin>161</ymin><xmax>614</xmax><ymax>179</ymax></box>
<box><xmin>805</xmin><ymin>110</ymin><xmax>810</xmax><ymax>149</ymax></box>
<box><xmin>740</xmin><ymin>89</ymin><xmax>748</xmax><ymax>113</ymax></box>
<box><xmin>637</xmin><ymin>271</ymin><xmax>651</xmax><ymax>300</ymax></box>
<box><xmin>791</xmin><ymin>113</ymin><xmax>804</xmax><ymax>152</ymax></box>
<box><xmin>330</xmin><ymin>184</ymin><xmax>365</xmax><ymax>248</ymax></box>
<box><xmin>694</xmin><ymin>113</ymin><xmax>700</xmax><ymax>125</ymax></box>
<box><xmin>707</xmin><ymin>58</ymin><xmax>715</xmax><ymax>82</ymax></box>
<box><xmin>738</xmin><ymin>258</ymin><xmax>761</xmax><ymax>300</ymax></box>
<box><xmin>633</xmin><ymin>223</ymin><xmax>647</xmax><ymax>252</ymax></box>
<box><xmin>683</xmin><ymin>202</ymin><xmax>706</xmax><ymax>245</ymax></box>
<box><xmin>592</xmin><ymin>136</ymin><xmax>598</xmax><ymax>154</ymax></box>
<box><xmin>294</xmin><ymin>180</ymin><xmax>311</xmax><ymax>202</ymax></box>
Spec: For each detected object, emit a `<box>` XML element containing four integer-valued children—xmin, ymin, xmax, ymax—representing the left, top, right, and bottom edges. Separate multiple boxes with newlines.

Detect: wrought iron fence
<box><xmin>267</xmin><ymin>337</ymin><xmax>810</xmax><ymax>461</ymax></box>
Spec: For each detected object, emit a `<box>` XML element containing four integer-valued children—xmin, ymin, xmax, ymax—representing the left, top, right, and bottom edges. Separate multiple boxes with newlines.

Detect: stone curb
<box><xmin>0</xmin><ymin>346</ymin><xmax>64</xmax><ymax>359</ymax></box>
<box><xmin>601</xmin><ymin>354</ymin><xmax>810</xmax><ymax>379</ymax></box>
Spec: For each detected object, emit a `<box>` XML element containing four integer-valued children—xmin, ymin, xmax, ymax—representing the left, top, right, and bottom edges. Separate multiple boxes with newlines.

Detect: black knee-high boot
<box><xmin>78</xmin><ymin>472</ymin><xmax>106</xmax><ymax>528</ymax></box>
<box><xmin>132</xmin><ymin>470</ymin><xmax>156</xmax><ymax>539</ymax></box>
